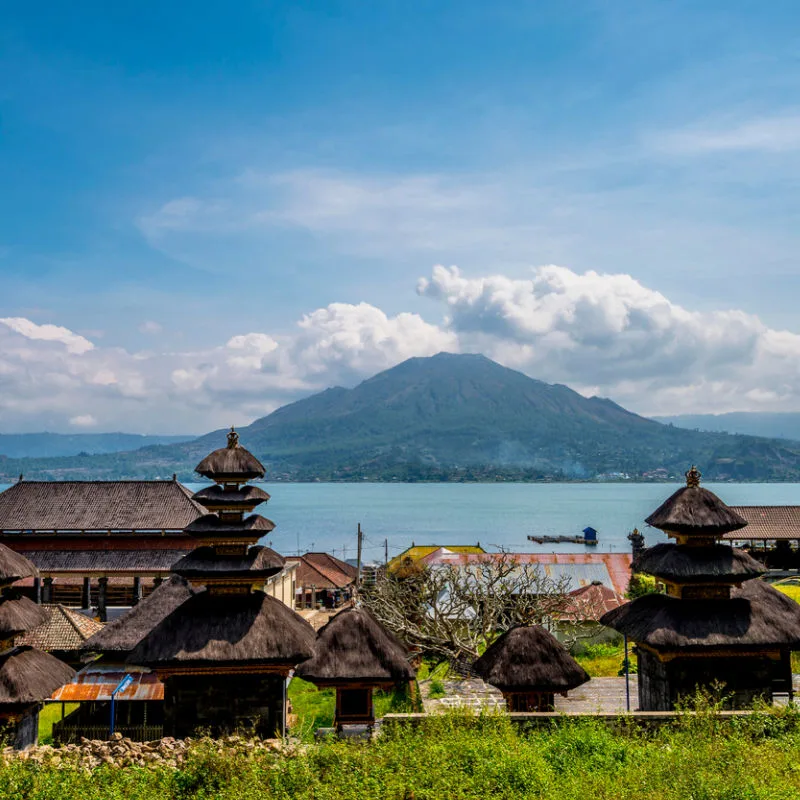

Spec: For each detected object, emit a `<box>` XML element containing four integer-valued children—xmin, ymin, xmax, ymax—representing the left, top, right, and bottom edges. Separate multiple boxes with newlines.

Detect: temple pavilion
<box><xmin>473</xmin><ymin>625</ymin><xmax>589</xmax><ymax>711</ymax></box>
<box><xmin>0</xmin><ymin>544</ymin><xmax>74</xmax><ymax>748</ymax></box>
<box><xmin>295</xmin><ymin>606</ymin><xmax>415</xmax><ymax>729</ymax></box>
<box><xmin>122</xmin><ymin>429</ymin><xmax>315</xmax><ymax>737</ymax></box>
<box><xmin>602</xmin><ymin>466</ymin><xmax>800</xmax><ymax>710</ymax></box>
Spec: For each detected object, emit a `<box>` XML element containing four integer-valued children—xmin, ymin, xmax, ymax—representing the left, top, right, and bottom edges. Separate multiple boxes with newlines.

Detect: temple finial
<box><xmin>227</xmin><ymin>426</ymin><xmax>239</xmax><ymax>449</ymax></box>
<box><xmin>685</xmin><ymin>465</ymin><xmax>701</xmax><ymax>487</ymax></box>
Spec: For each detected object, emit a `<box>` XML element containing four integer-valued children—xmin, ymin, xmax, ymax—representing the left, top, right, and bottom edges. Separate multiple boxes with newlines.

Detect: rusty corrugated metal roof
<box><xmin>50</xmin><ymin>663</ymin><xmax>163</xmax><ymax>702</ymax></box>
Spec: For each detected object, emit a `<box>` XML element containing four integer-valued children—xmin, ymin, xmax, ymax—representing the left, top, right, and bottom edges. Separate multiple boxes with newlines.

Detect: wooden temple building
<box><xmin>0</xmin><ymin>544</ymin><xmax>74</xmax><ymax>747</ymax></box>
<box><xmin>602</xmin><ymin>466</ymin><xmax>800</xmax><ymax>710</ymax></box>
<box><xmin>295</xmin><ymin>606</ymin><xmax>415</xmax><ymax>729</ymax></box>
<box><xmin>473</xmin><ymin>625</ymin><xmax>589</xmax><ymax>711</ymax></box>
<box><xmin>0</xmin><ymin>478</ymin><xmax>205</xmax><ymax>617</ymax></box>
<box><xmin>108</xmin><ymin>430</ymin><xmax>316</xmax><ymax>737</ymax></box>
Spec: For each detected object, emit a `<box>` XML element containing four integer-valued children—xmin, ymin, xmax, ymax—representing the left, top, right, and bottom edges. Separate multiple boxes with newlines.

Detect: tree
<box><xmin>361</xmin><ymin>553</ymin><xmax>576</xmax><ymax>666</ymax></box>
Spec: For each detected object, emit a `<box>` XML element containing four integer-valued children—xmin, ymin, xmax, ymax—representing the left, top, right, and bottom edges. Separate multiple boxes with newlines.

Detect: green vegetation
<box><xmin>5</xmin><ymin>706</ymin><xmax>800</xmax><ymax>798</ymax></box>
<box><xmin>775</xmin><ymin>583</ymin><xmax>800</xmax><ymax>602</ymax></box>
<box><xmin>38</xmin><ymin>703</ymin><xmax>78</xmax><ymax>745</ymax></box>
<box><xmin>6</xmin><ymin>353</ymin><xmax>800</xmax><ymax>481</ymax></box>
<box><xmin>573</xmin><ymin>642</ymin><xmax>630</xmax><ymax>678</ymax></box>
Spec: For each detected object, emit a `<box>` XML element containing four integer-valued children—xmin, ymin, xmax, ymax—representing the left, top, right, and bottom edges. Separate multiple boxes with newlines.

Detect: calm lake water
<box><xmin>4</xmin><ymin>481</ymin><xmax>799</xmax><ymax>563</ymax></box>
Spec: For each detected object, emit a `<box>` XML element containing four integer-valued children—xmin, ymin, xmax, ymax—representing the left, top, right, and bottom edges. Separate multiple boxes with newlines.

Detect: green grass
<box><xmin>7</xmin><ymin>707</ymin><xmax>800</xmax><ymax>799</ymax></box>
<box><xmin>574</xmin><ymin>642</ymin><xmax>630</xmax><ymax>678</ymax></box>
<box><xmin>38</xmin><ymin>703</ymin><xmax>79</xmax><ymax>745</ymax></box>
<box><xmin>775</xmin><ymin>584</ymin><xmax>800</xmax><ymax>602</ymax></box>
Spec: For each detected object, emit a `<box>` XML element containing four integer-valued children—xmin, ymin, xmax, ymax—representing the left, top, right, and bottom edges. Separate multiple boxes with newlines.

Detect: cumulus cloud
<box><xmin>2</xmin><ymin>265</ymin><xmax>800</xmax><ymax>432</ymax></box>
<box><xmin>417</xmin><ymin>264</ymin><xmax>800</xmax><ymax>414</ymax></box>
<box><xmin>138</xmin><ymin>320</ymin><xmax>163</xmax><ymax>335</ymax></box>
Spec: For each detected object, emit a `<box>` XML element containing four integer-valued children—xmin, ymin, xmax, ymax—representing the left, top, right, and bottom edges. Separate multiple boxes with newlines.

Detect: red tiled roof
<box><xmin>724</xmin><ymin>507</ymin><xmax>800</xmax><ymax>541</ymax></box>
<box><xmin>285</xmin><ymin>552</ymin><xmax>357</xmax><ymax>590</ymax></box>
<box><xmin>0</xmin><ymin>480</ymin><xmax>205</xmax><ymax>532</ymax></box>
<box><xmin>15</xmin><ymin>604</ymin><xmax>104</xmax><ymax>651</ymax></box>
<box><xmin>559</xmin><ymin>583</ymin><xmax>627</xmax><ymax>622</ymax></box>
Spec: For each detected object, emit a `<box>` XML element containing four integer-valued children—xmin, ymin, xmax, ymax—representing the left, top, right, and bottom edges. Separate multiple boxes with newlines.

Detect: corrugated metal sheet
<box><xmin>537</xmin><ymin>562</ymin><xmax>612</xmax><ymax>591</ymax></box>
<box><xmin>51</xmin><ymin>663</ymin><xmax>164</xmax><ymax>702</ymax></box>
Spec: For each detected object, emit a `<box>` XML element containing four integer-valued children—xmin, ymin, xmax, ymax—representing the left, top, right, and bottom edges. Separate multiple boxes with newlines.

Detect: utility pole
<box><xmin>356</xmin><ymin>523</ymin><xmax>363</xmax><ymax>592</ymax></box>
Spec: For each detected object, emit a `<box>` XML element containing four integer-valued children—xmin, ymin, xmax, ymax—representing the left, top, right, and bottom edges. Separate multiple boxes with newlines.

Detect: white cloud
<box><xmin>0</xmin><ymin>317</ymin><xmax>94</xmax><ymax>354</ymax></box>
<box><xmin>656</xmin><ymin>114</ymin><xmax>800</xmax><ymax>154</ymax></box>
<box><xmin>138</xmin><ymin>320</ymin><xmax>163</xmax><ymax>335</ymax></box>
<box><xmin>69</xmin><ymin>414</ymin><xmax>97</xmax><ymax>428</ymax></box>
<box><xmin>1</xmin><ymin>265</ymin><xmax>800</xmax><ymax>432</ymax></box>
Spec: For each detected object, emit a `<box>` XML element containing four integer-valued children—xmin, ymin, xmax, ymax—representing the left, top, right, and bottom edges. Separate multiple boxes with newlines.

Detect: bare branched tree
<box><xmin>362</xmin><ymin>553</ymin><xmax>582</xmax><ymax>665</ymax></box>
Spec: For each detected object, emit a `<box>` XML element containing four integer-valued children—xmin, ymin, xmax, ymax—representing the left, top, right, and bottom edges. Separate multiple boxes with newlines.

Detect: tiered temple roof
<box><xmin>601</xmin><ymin>466</ymin><xmax>800</xmax><ymax>710</ymax></box>
<box><xmin>0</xmin><ymin>544</ymin><xmax>74</xmax><ymax>711</ymax></box>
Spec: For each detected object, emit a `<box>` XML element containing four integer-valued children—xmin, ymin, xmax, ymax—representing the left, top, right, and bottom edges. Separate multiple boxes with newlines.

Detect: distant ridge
<box><xmin>653</xmin><ymin>413</ymin><xmax>800</xmax><ymax>444</ymax></box>
<box><xmin>0</xmin><ymin>432</ymin><xmax>196</xmax><ymax>459</ymax></box>
<box><xmin>3</xmin><ymin>353</ymin><xmax>800</xmax><ymax>481</ymax></box>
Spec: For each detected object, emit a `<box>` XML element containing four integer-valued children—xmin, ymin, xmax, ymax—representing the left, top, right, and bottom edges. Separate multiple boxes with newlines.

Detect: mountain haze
<box><xmin>0</xmin><ymin>432</ymin><xmax>195</xmax><ymax>459</ymax></box>
<box><xmin>3</xmin><ymin>353</ymin><xmax>800</xmax><ymax>481</ymax></box>
<box><xmin>653</xmin><ymin>413</ymin><xmax>800</xmax><ymax>443</ymax></box>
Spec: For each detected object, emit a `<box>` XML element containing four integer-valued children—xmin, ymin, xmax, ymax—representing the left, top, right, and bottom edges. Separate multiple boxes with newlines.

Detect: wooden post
<box><xmin>311</xmin><ymin>584</ymin><xmax>317</xmax><ymax>609</ymax></box>
<box><xmin>81</xmin><ymin>577</ymin><xmax>91</xmax><ymax>609</ymax></box>
<box><xmin>98</xmin><ymin>577</ymin><xmax>108</xmax><ymax>622</ymax></box>
<box><xmin>132</xmin><ymin>577</ymin><xmax>142</xmax><ymax>605</ymax></box>
<box><xmin>33</xmin><ymin>577</ymin><xmax>42</xmax><ymax>605</ymax></box>
<box><xmin>42</xmin><ymin>577</ymin><xmax>53</xmax><ymax>604</ymax></box>
<box><xmin>356</xmin><ymin>523</ymin><xmax>363</xmax><ymax>593</ymax></box>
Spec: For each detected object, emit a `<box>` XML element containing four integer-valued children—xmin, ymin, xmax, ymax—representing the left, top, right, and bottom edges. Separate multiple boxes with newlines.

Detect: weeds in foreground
<box><xmin>5</xmin><ymin>703</ymin><xmax>800</xmax><ymax>799</ymax></box>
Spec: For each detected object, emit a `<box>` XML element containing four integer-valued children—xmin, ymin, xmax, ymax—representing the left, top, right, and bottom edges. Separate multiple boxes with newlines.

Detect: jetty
<box><xmin>528</xmin><ymin>527</ymin><xmax>598</xmax><ymax>546</ymax></box>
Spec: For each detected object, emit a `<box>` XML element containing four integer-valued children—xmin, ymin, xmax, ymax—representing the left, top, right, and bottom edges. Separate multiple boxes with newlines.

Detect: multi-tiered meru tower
<box><xmin>127</xmin><ymin>429</ymin><xmax>314</xmax><ymax>737</ymax></box>
<box><xmin>603</xmin><ymin>466</ymin><xmax>800</xmax><ymax>710</ymax></box>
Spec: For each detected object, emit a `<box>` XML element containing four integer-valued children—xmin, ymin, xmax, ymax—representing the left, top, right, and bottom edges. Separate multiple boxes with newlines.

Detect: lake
<box><xmin>3</xmin><ymin>481</ymin><xmax>799</xmax><ymax>563</ymax></box>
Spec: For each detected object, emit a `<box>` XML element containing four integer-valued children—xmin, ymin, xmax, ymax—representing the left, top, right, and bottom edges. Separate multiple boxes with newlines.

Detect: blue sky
<box><xmin>1</xmin><ymin>1</ymin><xmax>800</xmax><ymax>432</ymax></box>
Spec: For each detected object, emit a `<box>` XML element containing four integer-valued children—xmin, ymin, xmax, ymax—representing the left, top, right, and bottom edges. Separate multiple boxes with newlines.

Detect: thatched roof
<box><xmin>195</xmin><ymin>429</ymin><xmax>265</xmax><ymax>481</ymax></box>
<box><xmin>634</xmin><ymin>543</ymin><xmax>766</xmax><ymax>583</ymax></box>
<box><xmin>0</xmin><ymin>543</ymin><xmax>38</xmax><ymax>585</ymax></box>
<box><xmin>184</xmin><ymin>514</ymin><xmax>275</xmax><ymax>537</ymax></box>
<box><xmin>0</xmin><ymin>480</ymin><xmax>204</xmax><ymax>532</ymax></box>
<box><xmin>127</xmin><ymin>590</ymin><xmax>315</xmax><ymax>667</ymax></box>
<box><xmin>295</xmin><ymin>607</ymin><xmax>414</xmax><ymax>685</ymax></box>
<box><xmin>600</xmin><ymin>579</ymin><xmax>800</xmax><ymax>650</ymax></box>
<box><xmin>171</xmin><ymin>546</ymin><xmax>285</xmax><ymax>579</ymax></box>
<box><xmin>645</xmin><ymin>467</ymin><xmax>747</xmax><ymax>537</ymax></box>
<box><xmin>82</xmin><ymin>575</ymin><xmax>196</xmax><ymax>655</ymax></box>
<box><xmin>0</xmin><ymin>646</ymin><xmax>75</xmax><ymax>703</ymax></box>
<box><xmin>192</xmin><ymin>485</ymin><xmax>270</xmax><ymax>511</ymax></box>
<box><xmin>0</xmin><ymin>594</ymin><xmax>48</xmax><ymax>636</ymax></box>
<box><xmin>473</xmin><ymin>626</ymin><xmax>589</xmax><ymax>693</ymax></box>
<box><xmin>19</xmin><ymin>549</ymin><xmax>190</xmax><ymax>575</ymax></box>
<box><xmin>16</xmin><ymin>605</ymin><xmax>104</xmax><ymax>652</ymax></box>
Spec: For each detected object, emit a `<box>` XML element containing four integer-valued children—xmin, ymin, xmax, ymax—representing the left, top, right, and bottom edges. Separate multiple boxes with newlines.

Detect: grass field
<box><xmin>5</xmin><ymin>705</ymin><xmax>800</xmax><ymax>799</ymax></box>
<box><xmin>38</xmin><ymin>703</ymin><xmax>79</xmax><ymax>745</ymax></box>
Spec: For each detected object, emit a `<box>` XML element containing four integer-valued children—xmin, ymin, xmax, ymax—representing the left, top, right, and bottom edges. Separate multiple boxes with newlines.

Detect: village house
<box><xmin>285</xmin><ymin>552</ymin><xmax>356</xmax><ymax>608</ymax></box>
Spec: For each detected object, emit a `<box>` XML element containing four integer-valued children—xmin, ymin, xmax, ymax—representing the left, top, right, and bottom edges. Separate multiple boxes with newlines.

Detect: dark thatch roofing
<box><xmin>634</xmin><ymin>543</ymin><xmax>766</xmax><ymax>583</ymax></box>
<box><xmin>0</xmin><ymin>543</ymin><xmax>38</xmax><ymax>585</ymax></box>
<box><xmin>195</xmin><ymin>430</ymin><xmax>265</xmax><ymax>481</ymax></box>
<box><xmin>0</xmin><ymin>594</ymin><xmax>49</xmax><ymax>637</ymax></box>
<box><xmin>127</xmin><ymin>590</ymin><xmax>315</xmax><ymax>667</ymax></box>
<box><xmin>172</xmin><ymin>546</ymin><xmax>285</xmax><ymax>580</ymax></box>
<box><xmin>295</xmin><ymin>607</ymin><xmax>414</xmax><ymax>685</ymax></box>
<box><xmin>600</xmin><ymin>579</ymin><xmax>800</xmax><ymax>650</ymax></box>
<box><xmin>192</xmin><ymin>485</ymin><xmax>270</xmax><ymax>510</ymax></box>
<box><xmin>645</xmin><ymin>468</ymin><xmax>747</xmax><ymax>537</ymax></box>
<box><xmin>16</xmin><ymin>605</ymin><xmax>104</xmax><ymax>652</ymax></box>
<box><xmin>473</xmin><ymin>626</ymin><xmax>590</xmax><ymax>693</ymax></box>
<box><xmin>0</xmin><ymin>646</ymin><xmax>75</xmax><ymax>703</ymax></box>
<box><xmin>0</xmin><ymin>480</ymin><xmax>205</xmax><ymax>532</ymax></box>
<box><xmin>81</xmin><ymin>575</ymin><xmax>196</xmax><ymax>655</ymax></box>
<box><xmin>184</xmin><ymin>514</ymin><xmax>275</xmax><ymax>537</ymax></box>
<box><xmin>20</xmin><ymin>549</ymin><xmax>190</xmax><ymax>574</ymax></box>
